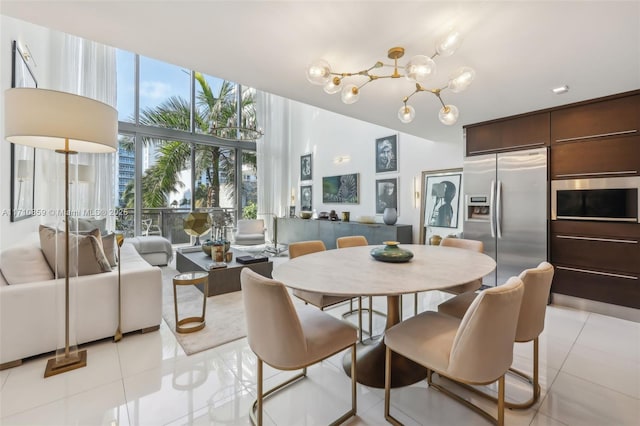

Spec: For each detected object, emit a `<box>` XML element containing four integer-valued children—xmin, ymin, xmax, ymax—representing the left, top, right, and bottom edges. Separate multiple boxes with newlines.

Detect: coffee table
<box><xmin>176</xmin><ymin>247</ymin><xmax>273</xmax><ymax>296</ymax></box>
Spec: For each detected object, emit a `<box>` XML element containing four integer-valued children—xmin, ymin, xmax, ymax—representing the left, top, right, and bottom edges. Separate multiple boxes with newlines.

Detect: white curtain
<box><xmin>41</xmin><ymin>34</ymin><xmax>117</xmax><ymax>229</ymax></box>
<box><xmin>256</xmin><ymin>92</ymin><xmax>290</xmax><ymax>242</ymax></box>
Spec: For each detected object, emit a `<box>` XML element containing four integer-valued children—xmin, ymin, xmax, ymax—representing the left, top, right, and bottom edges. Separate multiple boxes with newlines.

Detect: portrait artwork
<box><xmin>376</xmin><ymin>178</ymin><xmax>398</xmax><ymax>214</ymax></box>
<box><xmin>375</xmin><ymin>134</ymin><xmax>398</xmax><ymax>173</ymax></box>
<box><xmin>425</xmin><ymin>173</ymin><xmax>462</xmax><ymax>228</ymax></box>
<box><xmin>300</xmin><ymin>185</ymin><xmax>312</xmax><ymax>211</ymax></box>
<box><xmin>300</xmin><ymin>154</ymin><xmax>312</xmax><ymax>181</ymax></box>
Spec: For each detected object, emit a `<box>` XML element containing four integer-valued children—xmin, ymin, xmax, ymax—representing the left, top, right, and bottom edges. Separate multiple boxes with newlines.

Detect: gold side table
<box><xmin>173</xmin><ymin>271</ymin><xmax>208</xmax><ymax>333</ymax></box>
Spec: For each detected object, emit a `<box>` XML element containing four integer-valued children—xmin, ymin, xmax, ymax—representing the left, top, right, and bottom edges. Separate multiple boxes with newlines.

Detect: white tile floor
<box><xmin>1</xmin><ymin>260</ymin><xmax>639</xmax><ymax>425</ymax></box>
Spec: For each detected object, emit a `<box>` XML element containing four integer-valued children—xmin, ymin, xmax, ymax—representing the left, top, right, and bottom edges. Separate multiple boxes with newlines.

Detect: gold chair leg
<box><xmin>427</xmin><ymin>371</ymin><xmax>503</xmax><ymax>425</ymax></box>
<box><xmin>249</xmin><ymin>352</ymin><xmax>355</xmax><ymax>426</ymax></box>
<box><xmin>384</xmin><ymin>347</ymin><xmax>403</xmax><ymax>426</ymax></box>
<box><xmin>440</xmin><ymin>337</ymin><xmax>541</xmax><ymax>409</ymax></box>
<box><xmin>498</xmin><ymin>375</ymin><xmax>505</xmax><ymax>426</ymax></box>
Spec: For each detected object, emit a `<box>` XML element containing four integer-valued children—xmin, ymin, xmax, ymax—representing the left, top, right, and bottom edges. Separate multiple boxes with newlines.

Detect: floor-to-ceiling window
<box><xmin>114</xmin><ymin>49</ymin><xmax>260</xmax><ymax>242</ymax></box>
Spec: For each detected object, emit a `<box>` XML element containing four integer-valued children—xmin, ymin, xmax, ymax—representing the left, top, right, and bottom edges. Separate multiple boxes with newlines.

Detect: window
<box><xmin>115</xmin><ymin>49</ymin><xmax>259</xmax><ymax>242</ymax></box>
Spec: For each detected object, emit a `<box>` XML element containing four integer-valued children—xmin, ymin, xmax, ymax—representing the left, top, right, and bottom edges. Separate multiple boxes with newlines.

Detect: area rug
<box><xmin>160</xmin><ymin>266</ymin><xmax>247</xmax><ymax>355</ymax></box>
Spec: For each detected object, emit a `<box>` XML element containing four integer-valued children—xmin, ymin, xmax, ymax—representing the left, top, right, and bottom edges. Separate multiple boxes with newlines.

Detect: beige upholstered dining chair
<box><xmin>439</xmin><ymin>237</ymin><xmax>484</xmax><ymax>294</ymax></box>
<box><xmin>437</xmin><ymin>261</ymin><xmax>555</xmax><ymax>409</ymax></box>
<box><xmin>289</xmin><ymin>240</ymin><xmax>358</xmax><ymax>314</ymax></box>
<box><xmin>336</xmin><ymin>236</ymin><xmax>385</xmax><ymax>342</ymax></box>
<box><xmin>240</xmin><ymin>268</ymin><xmax>357</xmax><ymax>426</ymax></box>
<box><xmin>384</xmin><ymin>277</ymin><xmax>524</xmax><ymax>426</ymax></box>
<box><xmin>410</xmin><ymin>237</ymin><xmax>484</xmax><ymax>316</ymax></box>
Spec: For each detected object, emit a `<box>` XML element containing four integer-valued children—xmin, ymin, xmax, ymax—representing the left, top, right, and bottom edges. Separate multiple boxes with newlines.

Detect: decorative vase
<box><xmin>370</xmin><ymin>241</ymin><xmax>414</xmax><ymax>263</ymax></box>
<box><xmin>429</xmin><ymin>235</ymin><xmax>442</xmax><ymax>246</ymax></box>
<box><xmin>383</xmin><ymin>207</ymin><xmax>398</xmax><ymax>225</ymax></box>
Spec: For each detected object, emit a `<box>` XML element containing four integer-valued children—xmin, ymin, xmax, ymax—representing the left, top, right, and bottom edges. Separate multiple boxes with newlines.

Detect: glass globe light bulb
<box><xmin>436</xmin><ymin>30</ymin><xmax>462</xmax><ymax>57</ymax></box>
<box><xmin>404</xmin><ymin>55</ymin><xmax>436</xmax><ymax>82</ymax></box>
<box><xmin>439</xmin><ymin>105</ymin><xmax>459</xmax><ymax>125</ymax></box>
<box><xmin>448</xmin><ymin>67</ymin><xmax>476</xmax><ymax>93</ymax></box>
<box><xmin>341</xmin><ymin>84</ymin><xmax>360</xmax><ymax>104</ymax></box>
<box><xmin>397</xmin><ymin>105</ymin><xmax>416</xmax><ymax>123</ymax></box>
<box><xmin>323</xmin><ymin>77</ymin><xmax>343</xmax><ymax>94</ymax></box>
<box><xmin>306</xmin><ymin>59</ymin><xmax>331</xmax><ymax>85</ymax></box>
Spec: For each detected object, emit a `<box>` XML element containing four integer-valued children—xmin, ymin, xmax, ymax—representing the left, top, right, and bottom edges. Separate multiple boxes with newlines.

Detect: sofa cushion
<box><xmin>39</xmin><ymin>225</ymin><xmax>112</xmax><ymax>277</ymax></box>
<box><xmin>101</xmin><ymin>233</ymin><xmax>118</xmax><ymax>267</ymax></box>
<box><xmin>0</xmin><ymin>244</ymin><xmax>54</xmax><ymax>285</ymax></box>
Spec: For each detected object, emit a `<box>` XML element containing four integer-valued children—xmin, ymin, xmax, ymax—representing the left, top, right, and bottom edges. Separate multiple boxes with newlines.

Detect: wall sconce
<box><xmin>333</xmin><ymin>155</ymin><xmax>351</xmax><ymax>164</ymax></box>
<box><xmin>413</xmin><ymin>175</ymin><xmax>421</xmax><ymax>208</ymax></box>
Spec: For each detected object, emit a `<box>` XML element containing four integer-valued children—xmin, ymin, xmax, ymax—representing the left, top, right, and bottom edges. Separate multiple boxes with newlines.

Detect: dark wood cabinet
<box><xmin>550</xmin><ymin>221</ymin><xmax>639</xmax><ymax>309</ymax></box>
<box><xmin>551</xmin><ymin>94</ymin><xmax>640</xmax><ymax>143</ymax></box>
<box><xmin>465</xmin><ymin>112</ymin><xmax>549</xmax><ymax>156</ymax></box>
<box><xmin>276</xmin><ymin>218</ymin><xmax>412</xmax><ymax>249</ymax></box>
<box><xmin>550</xmin><ymin>135</ymin><xmax>640</xmax><ymax>178</ymax></box>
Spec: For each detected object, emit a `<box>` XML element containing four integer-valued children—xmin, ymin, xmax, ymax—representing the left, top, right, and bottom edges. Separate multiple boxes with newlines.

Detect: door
<box><xmin>463</xmin><ymin>153</ymin><xmax>497</xmax><ymax>286</ymax></box>
<box><xmin>496</xmin><ymin>148</ymin><xmax>548</xmax><ymax>285</ymax></box>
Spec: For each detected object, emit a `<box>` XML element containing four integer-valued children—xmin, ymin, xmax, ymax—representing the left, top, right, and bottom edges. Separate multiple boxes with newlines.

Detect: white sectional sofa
<box><xmin>0</xmin><ymin>242</ymin><xmax>163</xmax><ymax>369</ymax></box>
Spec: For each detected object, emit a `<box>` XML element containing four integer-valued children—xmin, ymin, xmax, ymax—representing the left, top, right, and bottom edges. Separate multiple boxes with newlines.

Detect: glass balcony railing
<box><xmin>116</xmin><ymin>207</ymin><xmax>236</xmax><ymax>246</ymax></box>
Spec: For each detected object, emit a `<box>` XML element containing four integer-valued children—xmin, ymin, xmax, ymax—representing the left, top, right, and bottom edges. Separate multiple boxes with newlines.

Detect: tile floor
<box><xmin>1</xmin><ymin>258</ymin><xmax>639</xmax><ymax>425</ymax></box>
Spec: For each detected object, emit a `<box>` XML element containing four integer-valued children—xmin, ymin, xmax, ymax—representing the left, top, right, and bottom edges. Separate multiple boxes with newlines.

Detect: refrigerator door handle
<box><xmin>489</xmin><ymin>180</ymin><xmax>496</xmax><ymax>238</ymax></box>
<box><xmin>496</xmin><ymin>180</ymin><xmax>503</xmax><ymax>239</ymax></box>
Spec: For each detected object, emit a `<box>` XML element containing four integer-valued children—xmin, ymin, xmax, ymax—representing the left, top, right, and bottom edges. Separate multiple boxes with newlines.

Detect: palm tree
<box><xmin>122</xmin><ymin>73</ymin><xmax>257</xmax><ymax>209</ymax></box>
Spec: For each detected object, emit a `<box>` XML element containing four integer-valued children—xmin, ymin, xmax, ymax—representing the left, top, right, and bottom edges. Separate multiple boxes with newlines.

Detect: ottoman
<box><xmin>127</xmin><ymin>236</ymin><xmax>173</xmax><ymax>266</ymax></box>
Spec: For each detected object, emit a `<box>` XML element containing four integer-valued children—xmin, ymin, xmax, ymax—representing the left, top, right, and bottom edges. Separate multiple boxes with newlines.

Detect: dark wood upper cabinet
<box><xmin>550</xmin><ymin>135</ymin><xmax>640</xmax><ymax>178</ymax></box>
<box><xmin>551</xmin><ymin>94</ymin><xmax>639</xmax><ymax>143</ymax></box>
<box><xmin>465</xmin><ymin>112</ymin><xmax>549</xmax><ymax>156</ymax></box>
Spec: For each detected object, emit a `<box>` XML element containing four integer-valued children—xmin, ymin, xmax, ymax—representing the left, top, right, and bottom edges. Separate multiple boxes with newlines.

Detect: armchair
<box><xmin>233</xmin><ymin>219</ymin><xmax>266</xmax><ymax>246</ymax></box>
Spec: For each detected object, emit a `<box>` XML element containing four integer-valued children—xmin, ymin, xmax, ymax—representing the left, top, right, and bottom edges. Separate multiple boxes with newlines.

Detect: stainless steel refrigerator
<box><xmin>463</xmin><ymin>147</ymin><xmax>548</xmax><ymax>287</ymax></box>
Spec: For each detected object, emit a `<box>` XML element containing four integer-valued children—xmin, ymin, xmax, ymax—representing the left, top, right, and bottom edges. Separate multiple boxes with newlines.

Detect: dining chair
<box><xmin>411</xmin><ymin>237</ymin><xmax>484</xmax><ymax>316</ymax></box>
<box><xmin>437</xmin><ymin>261</ymin><xmax>554</xmax><ymax>409</ymax></box>
<box><xmin>240</xmin><ymin>268</ymin><xmax>357</xmax><ymax>426</ymax></box>
<box><xmin>336</xmin><ymin>236</ymin><xmax>386</xmax><ymax>342</ymax></box>
<box><xmin>384</xmin><ymin>277</ymin><xmax>524</xmax><ymax>426</ymax></box>
<box><xmin>288</xmin><ymin>240</ymin><xmax>363</xmax><ymax>336</ymax></box>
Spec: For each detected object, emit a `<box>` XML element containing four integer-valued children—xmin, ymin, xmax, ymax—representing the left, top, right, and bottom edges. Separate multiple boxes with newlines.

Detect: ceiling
<box><xmin>2</xmin><ymin>1</ymin><xmax>639</xmax><ymax>143</ymax></box>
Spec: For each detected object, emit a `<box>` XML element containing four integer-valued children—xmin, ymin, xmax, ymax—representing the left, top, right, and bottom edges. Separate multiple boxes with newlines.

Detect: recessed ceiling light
<box><xmin>552</xmin><ymin>85</ymin><xmax>569</xmax><ymax>94</ymax></box>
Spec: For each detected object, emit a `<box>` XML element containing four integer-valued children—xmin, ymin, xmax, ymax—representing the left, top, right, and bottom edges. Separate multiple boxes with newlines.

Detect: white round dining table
<box><xmin>272</xmin><ymin>244</ymin><xmax>496</xmax><ymax>388</ymax></box>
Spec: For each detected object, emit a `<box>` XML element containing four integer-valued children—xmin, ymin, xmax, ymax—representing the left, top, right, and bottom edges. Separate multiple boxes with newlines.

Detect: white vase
<box><xmin>383</xmin><ymin>207</ymin><xmax>397</xmax><ymax>225</ymax></box>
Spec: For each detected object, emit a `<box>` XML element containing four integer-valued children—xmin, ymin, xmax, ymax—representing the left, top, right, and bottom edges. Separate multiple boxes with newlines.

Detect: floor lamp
<box><xmin>4</xmin><ymin>88</ymin><xmax>117</xmax><ymax>378</ymax></box>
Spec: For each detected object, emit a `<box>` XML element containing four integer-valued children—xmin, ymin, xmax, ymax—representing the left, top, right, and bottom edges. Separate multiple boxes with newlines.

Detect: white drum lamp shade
<box><xmin>4</xmin><ymin>88</ymin><xmax>117</xmax><ymax>153</ymax></box>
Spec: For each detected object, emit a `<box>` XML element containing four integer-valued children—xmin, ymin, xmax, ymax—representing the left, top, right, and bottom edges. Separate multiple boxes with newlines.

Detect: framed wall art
<box><xmin>10</xmin><ymin>40</ymin><xmax>37</xmax><ymax>222</ymax></box>
<box><xmin>375</xmin><ymin>134</ymin><xmax>398</xmax><ymax>173</ymax></box>
<box><xmin>300</xmin><ymin>153</ymin><xmax>312</xmax><ymax>181</ymax></box>
<box><xmin>322</xmin><ymin>173</ymin><xmax>359</xmax><ymax>204</ymax></box>
<box><xmin>300</xmin><ymin>185</ymin><xmax>312</xmax><ymax>211</ymax></box>
<box><xmin>419</xmin><ymin>169</ymin><xmax>463</xmax><ymax>242</ymax></box>
<box><xmin>375</xmin><ymin>177</ymin><xmax>398</xmax><ymax>214</ymax></box>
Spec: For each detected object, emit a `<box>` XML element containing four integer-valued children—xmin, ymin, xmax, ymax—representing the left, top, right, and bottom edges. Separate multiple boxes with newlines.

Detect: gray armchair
<box><xmin>233</xmin><ymin>219</ymin><xmax>266</xmax><ymax>245</ymax></box>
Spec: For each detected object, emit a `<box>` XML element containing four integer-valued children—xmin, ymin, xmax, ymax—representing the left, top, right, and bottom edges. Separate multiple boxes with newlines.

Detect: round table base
<box><xmin>342</xmin><ymin>338</ymin><xmax>427</xmax><ymax>388</ymax></box>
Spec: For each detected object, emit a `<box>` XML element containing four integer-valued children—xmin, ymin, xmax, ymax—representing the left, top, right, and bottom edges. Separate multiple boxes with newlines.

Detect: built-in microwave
<box><xmin>551</xmin><ymin>176</ymin><xmax>639</xmax><ymax>222</ymax></box>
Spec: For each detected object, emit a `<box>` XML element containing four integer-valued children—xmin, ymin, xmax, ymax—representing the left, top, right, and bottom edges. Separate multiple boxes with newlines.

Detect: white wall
<box><xmin>287</xmin><ymin>100</ymin><xmax>464</xmax><ymax>243</ymax></box>
<box><xmin>0</xmin><ymin>16</ymin><xmax>53</xmax><ymax>250</ymax></box>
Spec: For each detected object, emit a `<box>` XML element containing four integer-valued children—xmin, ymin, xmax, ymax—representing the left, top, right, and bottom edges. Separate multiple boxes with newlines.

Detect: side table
<box><xmin>173</xmin><ymin>271</ymin><xmax>208</xmax><ymax>333</ymax></box>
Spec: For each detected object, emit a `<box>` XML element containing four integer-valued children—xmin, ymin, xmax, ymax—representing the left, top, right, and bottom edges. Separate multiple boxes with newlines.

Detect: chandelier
<box><xmin>210</xmin><ymin>85</ymin><xmax>264</xmax><ymax>141</ymax></box>
<box><xmin>305</xmin><ymin>30</ymin><xmax>475</xmax><ymax>126</ymax></box>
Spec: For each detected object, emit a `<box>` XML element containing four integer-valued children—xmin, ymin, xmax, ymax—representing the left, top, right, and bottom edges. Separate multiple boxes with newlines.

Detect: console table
<box><xmin>276</xmin><ymin>218</ymin><xmax>412</xmax><ymax>249</ymax></box>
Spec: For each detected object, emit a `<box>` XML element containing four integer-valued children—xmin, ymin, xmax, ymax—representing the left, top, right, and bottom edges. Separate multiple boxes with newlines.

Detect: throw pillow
<box><xmin>39</xmin><ymin>225</ymin><xmax>112</xmax><ymax>277</ymax></box>
<box><xmin>101</xmin><ymin>232</ymin><xmax>118</xmax><ymax>267</ymax></box>
<box><xmin>0</xmin><ymin>244</ymin><xmax>54</xmax><ymax>285</ymax></box>
<box><xmin>77</xmin><ymin>217</ymin><xmax>108</xmax><ymax>235</ymax></box>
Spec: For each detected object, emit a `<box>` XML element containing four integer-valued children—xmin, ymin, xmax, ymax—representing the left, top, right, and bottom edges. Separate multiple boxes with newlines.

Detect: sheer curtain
<box><xmin>41</xmin><ymin>34</ymin><xmax>117</xmax><ymax>229</ymax></box>
<box><xmin>256</xmin><ymin>91</ymin><xmax>290</xmax><ymax>242</ymax></box>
